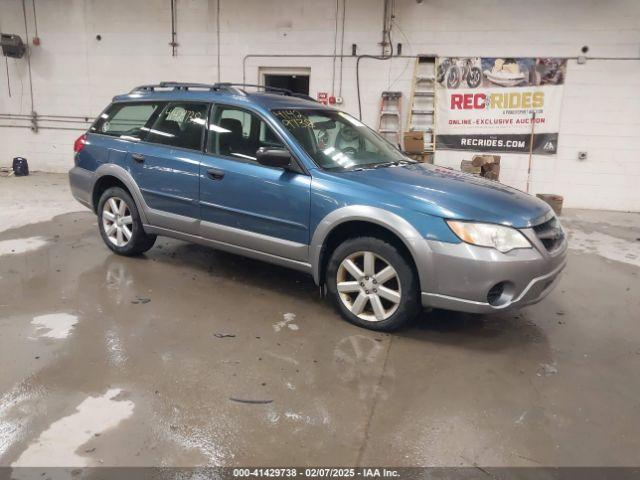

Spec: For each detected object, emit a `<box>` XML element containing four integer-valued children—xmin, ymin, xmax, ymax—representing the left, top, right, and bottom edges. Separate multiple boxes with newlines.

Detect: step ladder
<box><xmin>407</xmin><ymin>56</ymin><xmax>437</xmax><ymax>152</ymax></box>
<box><xmin>377</xmin><ymin>91</ymin><xmax>402</xmax><ymax>147</ymax></box>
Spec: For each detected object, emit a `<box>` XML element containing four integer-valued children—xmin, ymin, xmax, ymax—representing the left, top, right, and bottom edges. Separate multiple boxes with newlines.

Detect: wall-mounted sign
<box><xmin>317</xmin><ymin>92</ymin><xmax>328</xmax><ymax>105</ymax></box>
<box><xmin>435</xmin><ymin>57</ymin><xmax>567</xmax><ymax>155</ymax></box>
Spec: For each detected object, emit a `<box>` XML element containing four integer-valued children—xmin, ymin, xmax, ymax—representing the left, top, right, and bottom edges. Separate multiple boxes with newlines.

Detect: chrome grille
<box><xmin>533</xmin><ymin>216</ymin><xmax>565</xmax><ymax>252</ymax></box>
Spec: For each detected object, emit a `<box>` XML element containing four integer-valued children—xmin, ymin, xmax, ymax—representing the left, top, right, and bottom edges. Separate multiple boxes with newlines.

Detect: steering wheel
<box><xmin>339</xmin><ymin>125</ymin><xmax>358</xmax><ymax>142</ymax></box>
<box><xmin>341</xmin><ymin>146</ymin><xmax>358</xmax><ymax>157</ymax></box>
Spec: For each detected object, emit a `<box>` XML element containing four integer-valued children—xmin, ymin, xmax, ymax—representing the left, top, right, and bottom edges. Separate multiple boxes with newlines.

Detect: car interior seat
<box><xmin>219</xmin><ymin>118</ymin><xmax>244</xmax><ymax>156</ymax></box>
<box><xmin>149</xmin><ymin>119</ymin><xmax>182</xmax><ymax>146</ymax></box>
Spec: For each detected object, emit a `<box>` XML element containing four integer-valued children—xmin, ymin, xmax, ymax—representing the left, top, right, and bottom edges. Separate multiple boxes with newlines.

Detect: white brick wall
<box><xmin>0</xmin><ymin>0</ymin><xmax>638</xmax><ymax>211</ymax></box>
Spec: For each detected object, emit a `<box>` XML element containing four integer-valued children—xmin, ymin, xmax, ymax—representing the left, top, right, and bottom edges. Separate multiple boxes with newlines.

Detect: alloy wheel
<box><xmin>102</xmin><ymin>197</ymin><xmax>133</xmax><ymax>247</ymax></box>
<box><xmin>336</xmin><ymin>251</ymin><xmax>402</xmax><ymax>322</ymax></box>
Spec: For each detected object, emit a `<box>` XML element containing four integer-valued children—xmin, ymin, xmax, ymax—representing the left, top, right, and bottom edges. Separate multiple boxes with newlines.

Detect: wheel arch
<box><xmin>310</xmin><ymin>206</ymin><xmax>432</xmax><ymax>292</ymax></box>
<box><xmin>92</xmin><ymin>164</ymin><xmax>149</xmax><ymax>224</ymax></box>
<box><xmin>92</xmin><ymin>176</ymin><xmax>129</xmax><ymax>212</ymax></box>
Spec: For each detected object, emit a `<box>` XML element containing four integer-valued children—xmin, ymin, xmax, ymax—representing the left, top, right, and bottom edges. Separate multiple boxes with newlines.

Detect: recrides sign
<box><xmin>435</xmin><ymin>57</ymin><xmax>567</xmax><ymax>154</ymax></box>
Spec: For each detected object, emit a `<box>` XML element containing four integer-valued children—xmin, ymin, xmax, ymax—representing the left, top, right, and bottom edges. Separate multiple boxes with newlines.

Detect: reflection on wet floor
<box><xmin>0</xmin><ymin>236</ymin><xmax>49</xmax><ymax>257</ymax></box>
<box><xmin>12</xmin><ymin>388</ymin><xmax>134</xmax><ymax>467</ymax></box>
<box><xmin>0</xmin><ymin>211</ymin><xmax>639</xmax><ymax>467</ymax></box>
<box><xmin>31</xmin><ymin>313</ymin><xmax>79</xmax><ymax>339</ymax></box>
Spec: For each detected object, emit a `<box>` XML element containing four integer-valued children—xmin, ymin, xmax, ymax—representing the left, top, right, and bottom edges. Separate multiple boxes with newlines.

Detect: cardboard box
<box><xmin>403</xmin><ymin>131</ymin><xmax>424</xmax><ymax>153</ymax></box>
<box><xmin>536</xmin><ymin>194</ymin><xmax>563</xmax><ymax>215</ymax></box>
<box><xmin>407</xmin><ymin>153</ymin><xmax>434</xmax><ymax>163</ymax></box>
<box><xmin>460</xmin><ymin>160</ymin><xmax>481</xmax><ymax>174</ymax></box>
<box><xmin>483</xmin><ymin>162</ymin><xmax>500</xmax><ymax>180</ymax></box>
<box><xmin>472</xmin><ymin>154</ymin><xmax>499</xmax><ymax>167</ymax></box>
<box><xmin>462</xmin><ymin>154</ymin><xmax>501</xmax><ymax>181</ymax></box>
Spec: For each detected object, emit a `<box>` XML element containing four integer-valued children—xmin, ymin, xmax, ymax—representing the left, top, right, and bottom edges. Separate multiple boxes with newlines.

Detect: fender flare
<box><xmin>309</xmin><ymin>205</ymin><xmax>434</xmax><ymax>291</ymax></box>
<box><xmin>93</xmin><ymin>164</ymin><xmax>151</xmax><ymax>224</ymax></box>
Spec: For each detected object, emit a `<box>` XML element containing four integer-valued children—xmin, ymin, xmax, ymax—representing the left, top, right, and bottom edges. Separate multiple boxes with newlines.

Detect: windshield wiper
<box><xmin>334</xmin><ymin>161</ymin><xmax>406</xmax><ymax>172</ymax></box>
<box><xmin>372</xmin><ymin>161</ymin><xmax>401</xmax><ymax>169</ymax></box>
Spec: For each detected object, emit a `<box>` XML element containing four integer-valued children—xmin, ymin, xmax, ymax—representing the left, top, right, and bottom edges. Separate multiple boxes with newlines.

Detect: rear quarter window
<box><xmin>91</xmin><ymin>103</ymin><xmax>162</xmax><ymax>141</ymax></box>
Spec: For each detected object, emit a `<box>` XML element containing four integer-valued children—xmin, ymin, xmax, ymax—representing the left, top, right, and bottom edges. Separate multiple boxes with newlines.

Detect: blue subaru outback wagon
<box><xmin>69</xmin><ymin>82</ymin><xmax>567</xmax><ymax>331</ymax></box>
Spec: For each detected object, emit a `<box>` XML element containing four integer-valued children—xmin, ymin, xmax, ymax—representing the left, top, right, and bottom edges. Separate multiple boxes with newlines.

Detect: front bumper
<box><xmin>420</xmin><ymin>228</ymin><xmax>567</xmax><ymax>314</ymax></box>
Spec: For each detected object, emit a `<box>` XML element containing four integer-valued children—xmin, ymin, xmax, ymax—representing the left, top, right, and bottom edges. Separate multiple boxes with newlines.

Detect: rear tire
<box><xmin>326</xmin><ymin>237</ymin><xmax>420</xmax><ymax>331</ymax></box>
<box><xmin>97</xmin><ymin>187</ymin><xmax>156</xmax><ymax>256</ymax></box>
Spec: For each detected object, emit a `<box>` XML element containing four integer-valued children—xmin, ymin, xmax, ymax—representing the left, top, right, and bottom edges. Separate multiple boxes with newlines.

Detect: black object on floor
<box><xmin>12</xmin><ymin>157</ymin><xmax>29</xmax><ymax>176</ymax></box>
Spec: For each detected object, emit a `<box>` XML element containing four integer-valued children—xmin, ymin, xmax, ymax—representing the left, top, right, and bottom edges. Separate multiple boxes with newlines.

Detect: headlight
<box><xmin>446</xmin><ymin>220</ymin><xmax>532</xmax><ymax>253</ymax></box>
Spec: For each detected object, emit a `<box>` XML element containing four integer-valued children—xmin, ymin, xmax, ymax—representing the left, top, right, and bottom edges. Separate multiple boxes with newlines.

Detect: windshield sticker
<box><xmin>274</xmin><ymin>110</ymin><xmax>314</xmax><ymax>129</ymax></box>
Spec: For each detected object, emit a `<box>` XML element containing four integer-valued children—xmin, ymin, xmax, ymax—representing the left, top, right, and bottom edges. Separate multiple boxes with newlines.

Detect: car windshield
<box><xmin>272</xmin><ymin>109</ymin><xmax>413</xmax><ymax>171</ymax></box>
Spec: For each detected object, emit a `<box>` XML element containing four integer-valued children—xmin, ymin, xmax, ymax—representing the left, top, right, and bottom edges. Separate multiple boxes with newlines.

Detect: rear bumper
<box><xmin>68</xmin><ymin>166</ymin><xmax>95</xmax><ymax>210</ymax></box>
<box><xmin>420</xmin><ymin>229</ymin><xmax>567</xmax><ymax>314</ymax></box>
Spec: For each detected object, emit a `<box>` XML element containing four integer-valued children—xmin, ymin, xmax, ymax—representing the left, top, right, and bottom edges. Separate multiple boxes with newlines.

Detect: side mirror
<box><xmin>256</xmin><ymin>147</ymin><xmax>292</xmax><ymax>169</ymax></box>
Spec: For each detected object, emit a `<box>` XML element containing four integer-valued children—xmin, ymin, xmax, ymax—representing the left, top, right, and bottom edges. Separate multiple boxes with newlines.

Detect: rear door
<box><xmin>199</xmin><ymin>104</ymin><xmax>311</xmax><ymax>261</ymax></box>
<box><xmin>87</xmin><ymin>101</ymin><xmax>163</xmax><ymax>171</ymax></box>
<box><xmin>129</xmin><ymin>102</ymin><xmax>209</xmax><ymax>234</ymax></box>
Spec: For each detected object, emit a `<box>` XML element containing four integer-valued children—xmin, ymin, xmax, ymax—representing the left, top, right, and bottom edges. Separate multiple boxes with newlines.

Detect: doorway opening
<box><xmin>260</xmin><ymin>67</ymin><xmax>311</xmax><ymax>95</ymax></box>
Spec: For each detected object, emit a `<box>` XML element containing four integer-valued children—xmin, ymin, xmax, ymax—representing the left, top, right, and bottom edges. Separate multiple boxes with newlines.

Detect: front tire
<box><xmin>97</xmin><ymin>187</ymin><xmax>156</xmax><ymax>256</ymax></box>
<box><xmin>326</xmin><ymin>237</ymin><xmax>420</xmax><ymax>331</ymax></box>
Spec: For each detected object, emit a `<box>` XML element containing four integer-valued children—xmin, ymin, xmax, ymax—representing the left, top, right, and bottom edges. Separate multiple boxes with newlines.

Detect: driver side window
<box><xmin>208</xmin><ymin>106</ymin><xmax>285</xmax><ymax>162</ymax></box>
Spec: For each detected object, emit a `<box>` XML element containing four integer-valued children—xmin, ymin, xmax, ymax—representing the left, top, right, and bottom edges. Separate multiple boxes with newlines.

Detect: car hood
<box><xmin>337</xmin><ymin>163</ymin><xmax>551</xmax><ymax>228</ymax></box>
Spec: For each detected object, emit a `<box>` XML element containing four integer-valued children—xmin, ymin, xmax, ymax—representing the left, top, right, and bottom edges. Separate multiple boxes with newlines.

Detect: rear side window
<box><xmin>92</xmin><ymin>103</ymin><xmax>161</xmax><ymax>141</ymax></box>
<box><xmin>145</xmin><ymin>102</ymin><xmax>208</xmax><ymax>150</ymax></box>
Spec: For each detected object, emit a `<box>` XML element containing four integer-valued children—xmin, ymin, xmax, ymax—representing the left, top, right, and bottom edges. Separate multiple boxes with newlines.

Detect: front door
<box><xmin>199</xmin><ymin>104</ymin><xmax>311</xmax><ymax>262</ymax></box>
<box><xmin>129</xmin><ymin>101</ymin><xmax>208</xmax><ymax>234</ymax></box>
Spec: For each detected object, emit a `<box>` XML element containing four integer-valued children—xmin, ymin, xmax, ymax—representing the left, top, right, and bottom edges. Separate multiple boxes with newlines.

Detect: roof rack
<box><xmin>129</xmin><ymin>81</ymin><xmax>220</xmax><ymax>93</ymax></box>
<box><xmin>216</xmin><ymin>83</ymin><xmax>317</xmax><ymax>102</ymax></box>
<box><xmin>129</xmin><ymin>82</ymin><xmax>317</xmax><ymax>102</ymax></box>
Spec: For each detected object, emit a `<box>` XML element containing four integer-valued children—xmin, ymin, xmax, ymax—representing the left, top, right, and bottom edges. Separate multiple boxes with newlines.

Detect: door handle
<box><xmin>207</xmin><ymin>168</ymin><xmax>225</xmax><ymax>180</ymax></box>
<box><xmin>131</xmin><ymin>153</ymin><xmax>145</xmax><ymax>163</ymax></box>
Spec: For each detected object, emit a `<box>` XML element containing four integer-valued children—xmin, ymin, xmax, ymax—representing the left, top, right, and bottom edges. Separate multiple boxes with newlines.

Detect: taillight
<box><xmin>74</xmin><ymin>134</ymin><xmax>87</xmax><ymax>153</ymax></box>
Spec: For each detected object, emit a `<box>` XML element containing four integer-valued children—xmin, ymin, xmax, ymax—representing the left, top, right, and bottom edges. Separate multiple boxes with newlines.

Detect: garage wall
<box><xmin>0</xmin><ymin>0</ymin><xmax>638</xmax><ymax>211</ymax></box>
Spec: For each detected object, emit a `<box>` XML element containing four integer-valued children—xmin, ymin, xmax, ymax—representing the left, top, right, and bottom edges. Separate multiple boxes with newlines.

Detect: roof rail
<box><xmin>128</xmin><ymin>81</ymin><xmax>317</xmax><ymax>102</ymax></box>
<box><xmin>129</xmin><ymin>81</ymin><xmax>219</xmax><ymax>93</ymax></box>
<box><xmin>159</xmin><ymin>81</ymin><xmax>217</xmax><ymax>90</ymax></box>
<box><xmin>214</xmin><ymin>83</ymin><xmax>317</xmax><ymax>101</ymax></box>
<box><xmin>215</xmin><ymin>83</ymin><xmax>288</xmax><ymax>94</ymax></box>
<box><xmin>129</xmin><ymin>84</ymin><xmax>159</xmax><ymax>93</ymax></box>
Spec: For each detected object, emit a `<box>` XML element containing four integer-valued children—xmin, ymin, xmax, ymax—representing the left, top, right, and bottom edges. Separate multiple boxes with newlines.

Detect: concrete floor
<box><xmin>0</xmin><ymin>173</ymin><xmax>639</xmax><ymax>467</ymax></box>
